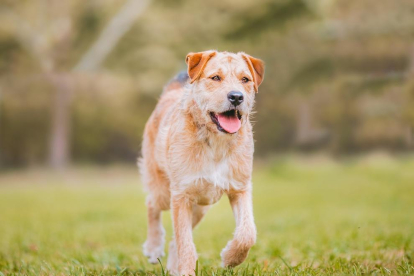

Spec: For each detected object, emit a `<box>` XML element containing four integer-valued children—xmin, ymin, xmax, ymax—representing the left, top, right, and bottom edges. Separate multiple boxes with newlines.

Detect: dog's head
<box><xmin>185</xmin><ymin>50</ymin><xmax>264</xmax><ymax>135</ymax></box>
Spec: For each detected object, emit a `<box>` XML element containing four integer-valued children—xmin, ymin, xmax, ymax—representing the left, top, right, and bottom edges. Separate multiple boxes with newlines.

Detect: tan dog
<box><xmin>139</xmin><ymin>50</ymin><xmax>264</xmax><ymax>275</ymax></box>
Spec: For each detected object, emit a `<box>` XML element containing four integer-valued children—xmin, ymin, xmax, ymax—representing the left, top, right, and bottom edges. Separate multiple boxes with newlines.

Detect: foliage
<box><xmin>1</xmin><ymin>0</ymin><xmax>414</xmax><ymax>167</ymax></box>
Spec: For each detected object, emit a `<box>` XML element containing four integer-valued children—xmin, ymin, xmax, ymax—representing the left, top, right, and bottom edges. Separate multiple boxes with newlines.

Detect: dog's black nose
<box><xmin>227</xmin><ymin>91</ymin><xmax>244</xmax><ymax>106</ymax></box>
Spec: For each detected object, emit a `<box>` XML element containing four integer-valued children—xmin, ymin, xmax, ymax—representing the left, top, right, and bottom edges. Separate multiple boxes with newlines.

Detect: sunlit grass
<box><xmin>0</xmin><ymin>155</ymin><xmax>413</xmax><ymax>275</ymax></box>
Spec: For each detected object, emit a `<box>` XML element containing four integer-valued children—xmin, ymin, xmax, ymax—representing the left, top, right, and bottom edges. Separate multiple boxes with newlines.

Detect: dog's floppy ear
<box><xmin>186</xmin><ymin>50</ymin><xmax>217</xmax><ymax>84</ymax></box>
<box><xmin>241</xmin><ymin>53</ymin><xmax>265</xmax><ymax>92</ymax></box>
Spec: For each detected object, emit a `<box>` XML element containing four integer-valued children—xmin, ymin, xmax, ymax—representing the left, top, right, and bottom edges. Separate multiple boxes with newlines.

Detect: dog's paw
<box><xmin>167</xmin><ymin>241</ymin><xmax>179</xmax><ymax>275</ymax></box>
<box><xmin>220</xmin><ymin>240</ymin><xmax>250</xmax><ymax>268</ymax></box>
<box><xmin>143</xmin><ymin>241</ymin><xmax>165</xmax><ymax>264</ymax></box>
<box><xmin>167</xmin><ymin>267</ymin><xmax>179</xmax><ymax>276</ymax></box>
<box><xmin>179</xmin><ymin>268</ymin><xmax>196</xmax><ymax>276</ymax></box>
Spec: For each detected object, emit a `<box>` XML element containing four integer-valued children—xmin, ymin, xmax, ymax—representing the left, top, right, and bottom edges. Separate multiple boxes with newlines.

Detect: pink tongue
<box><xmin>217</xmin><ymin>114</ymin><xmax>241</xmax><ymax>133</ymax></box>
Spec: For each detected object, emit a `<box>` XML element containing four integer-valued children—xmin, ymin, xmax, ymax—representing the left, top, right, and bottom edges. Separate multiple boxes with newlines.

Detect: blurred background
<box><xmin>1</xmin><ymin>1</ymin><xmax>414</xmax><ymax>274</ymax></box>
<box><xmin>1</xmin><ymin>0</ymin><xmax>414</xmax><ymax>170</ymax></box>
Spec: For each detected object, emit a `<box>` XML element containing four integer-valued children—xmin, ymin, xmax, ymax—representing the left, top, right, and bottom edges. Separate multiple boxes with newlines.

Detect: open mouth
<box><xmin>209</xmin><ymin>109</ymin><xmax>242</xmax><ymax>134</ymax></box>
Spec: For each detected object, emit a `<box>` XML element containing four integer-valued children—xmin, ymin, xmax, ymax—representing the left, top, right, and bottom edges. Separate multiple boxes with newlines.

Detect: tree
<box><xmin>1</xmin><ymin>0</ymin><xmax>150</xmax><ymax>169</ymax></box>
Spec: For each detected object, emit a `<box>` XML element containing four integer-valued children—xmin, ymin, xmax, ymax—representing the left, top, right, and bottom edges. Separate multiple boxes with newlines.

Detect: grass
<box><xmin>0</xmin><ymin>154</ymin><xmax>414</xmax><ymax>275</ymax></box>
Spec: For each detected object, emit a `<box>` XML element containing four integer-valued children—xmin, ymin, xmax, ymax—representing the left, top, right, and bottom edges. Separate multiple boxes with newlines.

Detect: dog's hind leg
<box><xmin>143</xmin><ymin>195</ymin><xmax>166</xmax><ymax>264</ymax></box>
<box><xmin>140</xmin><ymin>153</ymin><xmax>170</xmax><ymax>264</ymax></box>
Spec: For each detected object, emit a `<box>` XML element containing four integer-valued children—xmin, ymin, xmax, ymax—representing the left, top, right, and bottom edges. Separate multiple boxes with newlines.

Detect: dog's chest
<box><xmin>199</xmin><ymin>158</ymin><xmax>236</xmax><ymax>188</ymax></box>
<box><xmin>167</xmin><ymin>133</ymin><xmax>251</xmax><ymax>194</ymax></box>
<box><xmin>183</xmin><ymin>155</ymin><xmax>236</xmax><ymax>205</ymax></box>
<box><xmin>180</xmin><ymin>149</ymin><xmax>244</xmax><ymax>192</ymax></box>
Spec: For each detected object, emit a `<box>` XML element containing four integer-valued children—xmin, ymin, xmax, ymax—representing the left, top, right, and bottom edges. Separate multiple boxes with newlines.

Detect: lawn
<box><xmin>0</xmin><ymin>154</ymin><xmax>413</xmax><ymax>275</ymax></box>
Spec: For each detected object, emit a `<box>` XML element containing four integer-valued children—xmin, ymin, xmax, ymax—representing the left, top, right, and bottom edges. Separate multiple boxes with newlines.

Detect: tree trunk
<box><xmin>296</xmin><ymin>101</ymin><xmax>312</xmax><ymax>145</ymax></box>
<box><xmin>49</xmin><ymin>74</ymin><xmax>72</xmax><ymax>170</ymax></box>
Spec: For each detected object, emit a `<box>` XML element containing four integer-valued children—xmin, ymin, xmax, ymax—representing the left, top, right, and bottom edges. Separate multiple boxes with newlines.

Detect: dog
<box><xmin>139</xmin><ymin>50</ymin><xmax>264</xmax><ymax>275</ymax></box>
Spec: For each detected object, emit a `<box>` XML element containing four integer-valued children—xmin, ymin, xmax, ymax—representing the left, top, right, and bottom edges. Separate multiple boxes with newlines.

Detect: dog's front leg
<box><xmin>171</xmin><ymin>195</ymin><xmax>197</xmax><ymax>276</ymax></box>
<box><xmin>221</xmin><ymin>188</ymin><xmax>256</xmax><ymax>267</ymax></box>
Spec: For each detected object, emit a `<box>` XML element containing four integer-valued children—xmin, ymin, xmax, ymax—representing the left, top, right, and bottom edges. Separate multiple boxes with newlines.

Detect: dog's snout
<box><xmin>227</xmin><ymin>91</ymin><xmax>244</xmax><ymax>106</ymax></box>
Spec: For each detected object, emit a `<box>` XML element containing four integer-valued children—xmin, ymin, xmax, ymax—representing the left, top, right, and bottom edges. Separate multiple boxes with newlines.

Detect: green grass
<box><xmin>0</xmin><ymin>154</ymin><xmax>414</xmax><ymax>275</ymax></box>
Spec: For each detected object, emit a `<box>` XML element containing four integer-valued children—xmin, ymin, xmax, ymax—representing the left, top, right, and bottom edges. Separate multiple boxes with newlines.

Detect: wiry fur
<box><xmin>139</xmin><ymin>51</ymin><xmax>264</xmax><ymax>275</ymax></box>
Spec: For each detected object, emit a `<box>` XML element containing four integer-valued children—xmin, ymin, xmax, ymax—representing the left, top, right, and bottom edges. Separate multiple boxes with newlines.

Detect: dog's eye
<box><xmin>211</xmin><ymin>75</ymin><xmax>221</xmax><ymax>81</ymax></box>
<box><xmin>241</xmin><ymin>77</ymin><xmax>250</xmax><ymax>83</ymax></box>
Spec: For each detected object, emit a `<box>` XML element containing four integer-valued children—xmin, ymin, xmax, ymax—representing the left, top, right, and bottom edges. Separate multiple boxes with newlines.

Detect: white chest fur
<box><xmin>178</xmin><ymin>152</ymin><xmax>244</xmax><ymax>192</ymax></box>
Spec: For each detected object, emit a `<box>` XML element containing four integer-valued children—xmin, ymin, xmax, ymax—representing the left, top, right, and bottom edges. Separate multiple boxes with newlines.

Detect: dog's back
<box><xmin>139</xmin><ymin>72</ymin><xmax>189</xmax><ymax>210</ymax></box>
<box><xmin>144</xmin><ymin>71</ymin><xmax>188</xmax><ymax>133</ymax></box>
<box><xmin>163</xmin><ymin>71</ymin><xmax>189</xmax><ymax>94</ymax></box>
